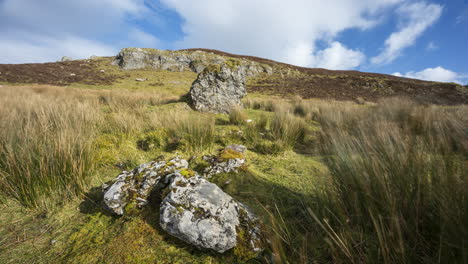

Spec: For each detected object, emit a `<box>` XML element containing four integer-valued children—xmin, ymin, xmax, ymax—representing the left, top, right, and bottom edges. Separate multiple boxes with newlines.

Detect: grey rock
<box><xmin>204</xmin><ymin>145</ymin><xmax>247</xmax><ymax>178</ymax></box>
<box><xmin>61</xmin><ymin>56</ymin><xmax>72</xmax><ymax>62</ymax></box>
<box><xmin>190</xmin><ymin>65</ymin><xmax>248</xmax><ymax>113</ymax></box>
<box><xmin>160</xmin><ymin>172</ymin><xmax>262</xmax><ymax>254</ymax></box>
<box><xmin>102</xmin><ymin>157</ymin><xmax>188</xmax><ymax>215</ymax></box>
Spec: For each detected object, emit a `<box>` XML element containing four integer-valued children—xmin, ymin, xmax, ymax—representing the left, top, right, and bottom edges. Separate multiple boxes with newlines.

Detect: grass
<box><xmin>0</xmin><ymin>82</ymin><xmax>466</xmax><ymax>264</ymax></box>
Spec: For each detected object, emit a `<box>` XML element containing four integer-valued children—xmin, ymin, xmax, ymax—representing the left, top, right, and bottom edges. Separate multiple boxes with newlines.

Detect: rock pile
<box><xmin>102</xmin><ymin>145</ymin><xmax>263</xmax><ymax>256</ymax></box>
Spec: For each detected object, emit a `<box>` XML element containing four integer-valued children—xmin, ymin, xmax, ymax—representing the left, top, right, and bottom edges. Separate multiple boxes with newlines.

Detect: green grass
<box><xmin>0</xmin><ymin>82</ymin><xmax>466</xmax><ymax>264</ymax></box>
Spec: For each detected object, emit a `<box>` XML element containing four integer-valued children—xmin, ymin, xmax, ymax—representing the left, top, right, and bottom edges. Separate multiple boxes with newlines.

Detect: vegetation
<box><xmin>1</xmin><ymin>78</ymin><xmax>466</xmax><ymax>263</ymax></box>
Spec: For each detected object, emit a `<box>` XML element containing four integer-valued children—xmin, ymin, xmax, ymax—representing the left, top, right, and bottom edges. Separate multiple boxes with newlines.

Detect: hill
<box><xmin>1</xmin><ymin>48</ymin><xmax>467</xmax><ymax>105</ymax></box>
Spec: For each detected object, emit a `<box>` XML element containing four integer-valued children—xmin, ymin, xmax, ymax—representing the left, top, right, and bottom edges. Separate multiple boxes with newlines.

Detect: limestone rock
<box><xmin>102</xmin><ymin>157</ymin><xmax>188</xmax><ymax>215</ymax></box>
<box><xmin>190</xmin><ymin>64</ymin><xmax>249</xmax><ymax>113</ymax></box>
<box><xmin>61</xmin><ymin>56</ymin><xmax>72</xmax><ymax>62</ymax></box>
<box><xmin>204</xmin><ymin>145</ymin><xmax>247</xmax><ymax>178</ymax></box>
<box><xmin>159</xmin><ymin>172</ymin><xmax>262</xmax><ymax>254</ymax></box>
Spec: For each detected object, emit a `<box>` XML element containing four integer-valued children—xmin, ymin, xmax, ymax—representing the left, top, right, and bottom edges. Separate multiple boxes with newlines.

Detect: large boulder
<box><xmin>159</xmin><ymin>171</ymin><xmax>263</xmax><ymax>254</ymax></box>
<box><xmin>189</xmin><ymin>64</ymin><xmax>249</xmax><ymax>113</ymax></box>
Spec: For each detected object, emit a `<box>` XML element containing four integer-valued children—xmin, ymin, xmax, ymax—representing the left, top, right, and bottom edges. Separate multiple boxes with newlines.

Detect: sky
<box><xmin>0</xmin><ymin>0</ymin><xmax>467</xmax><ymax>84</ymax></box>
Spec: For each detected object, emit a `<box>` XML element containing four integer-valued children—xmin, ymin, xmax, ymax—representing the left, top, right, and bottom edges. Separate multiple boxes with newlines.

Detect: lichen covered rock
<box><xmin>102</xmin><ymin>154</ymin><xmax>263</xmax><ymax>259</ymax></box>
<box><xmin>189</xmin><ymin>63</ymin><xmax>250</xmax><ymax>113</ymax></box>
<box><xmin>159</xmin><ymin>171</ymin><xmax>262</xmax><ymax>254</ymax></box>
<box><xmin>204</xmin><ymin>145</ymin><xmax>247</xmax><ymax>178</ymax></box>
<box><xmin>102</xmin><ymin>157</ymin><xmax>188</xmax><ymax>215</ymax></box>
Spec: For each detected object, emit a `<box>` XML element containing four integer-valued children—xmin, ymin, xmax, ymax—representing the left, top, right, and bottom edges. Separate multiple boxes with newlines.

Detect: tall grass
<box><xmin>166</xmin><ymin>113</ymin><xmax>216</xmax><ymax>153</ymax></box>
<box><xmin>267</xmin><ymin>97</ymin><xmax>467</xmax><ymax>263</ymax></box>
<box><xmin>0</xmin><ymin>85</ymin><xmax>178</xmax><ymax>209</ymax></box>
<box><xmin>229</xmin><ymin>106</ymin><xmax>248</xmax><ymax>125</ymax></box>
<box><xmin>0</xmin><ymin>86</ymin><xmax>101</xmax><ymax>209</ymax></box>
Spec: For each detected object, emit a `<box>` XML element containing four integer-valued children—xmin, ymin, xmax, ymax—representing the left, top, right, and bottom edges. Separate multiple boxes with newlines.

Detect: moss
<box><xmin>179</xmin><ymin>168</ymin><xmax>196</xmax><ymax>178</ymax></box>
<box><xmin>202</xmin><ymin>64</ymin><xmax>221</xmax><ymax>74</ymax></box>
<box><xmin>218</xmin><ymin>148</ymin><xmax>244</xmax><ymax>162</ymax></box>
<box><xmin>225</xmin><ymin>59</ymin><xmax>241</xmax><ymax>70</ymax></box>
<box><xmin>233</xmin><ymin>227</ymin><xmax>258</xmax><ymax>262</ymax></box>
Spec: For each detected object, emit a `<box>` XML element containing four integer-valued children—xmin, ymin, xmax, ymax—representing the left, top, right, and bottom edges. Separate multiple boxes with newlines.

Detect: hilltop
<box><xmin>1</xmin><ymin>48</ymin><xmax>466</xmax><ymax>105</ymax></box>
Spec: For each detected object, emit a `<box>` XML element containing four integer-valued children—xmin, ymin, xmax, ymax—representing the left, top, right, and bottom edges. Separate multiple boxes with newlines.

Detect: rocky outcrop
<box><xmin>60</xmin><ymin>56</ymin><xmax>72</xmax><ymax>62</ymax></box>
<box><xmin>113</xmin><ymin>48</ymin><xmax>273</xmax><ymax>113</ymax></box>
<box><xmin>113</xmin><ymin>48</ymin><xmax>224</xmax><ymax>72</ymax></box>
<box><xmin>101</xmin><ymin>151</ymin><xmax>263</xmax><ymax>257</ymax></box>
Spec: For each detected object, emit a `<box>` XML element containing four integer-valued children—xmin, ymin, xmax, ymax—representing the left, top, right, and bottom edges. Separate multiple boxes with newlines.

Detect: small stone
<box><xmin>100</xmin><ymin>69</ymin><xmax>105</xmax><ymax>73</ymax></box>
<box><xmin>135</xmin><ymin>78</ymin><xmax>148</xmax><ymax>82</ymax></box>
<box><xmin>246</xmin><ymin>119</ymin><xmax>253</xmax><ymax>123</ymax></box>
<box><xmin>70</xmin><ymin>73</ymin><xmax>76</xmax><ymax>76</ymax></box>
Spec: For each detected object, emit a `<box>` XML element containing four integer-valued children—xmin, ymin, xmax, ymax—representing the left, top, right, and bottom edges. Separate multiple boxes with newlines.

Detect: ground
<box><xmin>0</xmin><ymin>50</ymin><xmax>466</xmax><ymax>264</ymax></box>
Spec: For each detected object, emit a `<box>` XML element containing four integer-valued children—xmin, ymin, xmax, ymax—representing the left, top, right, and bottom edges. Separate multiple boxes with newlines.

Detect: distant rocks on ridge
<box><xmin>60</xmin><ymin>56</ymin><xmax>73</xmax><ymax>62</ymax></box>
<box><xmin>113</xmin><ymin>48</ymin><xmax>273</xmax><ymax>113</ymax></box>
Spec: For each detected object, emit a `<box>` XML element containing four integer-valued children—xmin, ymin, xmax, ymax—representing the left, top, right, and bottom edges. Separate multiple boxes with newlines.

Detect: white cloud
<box><xmin>129</xmin><ymin>29</ymin><xmax>161</xmax><ymax>48</ymax></box>
<box><xmin>315</xmin><ymin>42</ymin><xmax>366</xmax><ymax>70</ymax></box>
<box><xmin>393</xmin><ymin>66</ymin><xmax>461</xmax><ymax>83</ymax></box>
<box><xmin>161</xmin><ymin>0</ymin><xmax>403</xmax><ymax>68</ymax></box>
<box><xmin>0</xmin><ymin>0</ymin><xmax>159</xmax><ymax>63</ymax></box>
<box><xmin>372</xmin><ymin>2</ymin><xmax>442</xmax><ymax>64</ymax></box>
<box><xmin>0</xmin><ymin>34</ymin><xmax>117</xmax><ymax>64</ymax></box>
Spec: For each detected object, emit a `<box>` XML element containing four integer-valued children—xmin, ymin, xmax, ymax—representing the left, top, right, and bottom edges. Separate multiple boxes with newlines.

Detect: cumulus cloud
<box><xmin>372</xmin><ymin>2</ymin><xmax>442</xmax><ymax>64</ymax></box>
<box><xmin>393</xmin><ymin>66</ymin><xmax>462</xmax><ymax>83</ymax></box>
<box><xmin>315</xmin><ymin>42</ymin><xmax>366</xmax><ymax>70</ymax></box>
<box><xmin>161</xmin><ymin>0</ymin><xmax>402</xmax><ymax>68</ymax></box>
<box><xmin>0</xmin><ymin>0</ymin><xmax>158</xmax><ymax>63</ymax></box>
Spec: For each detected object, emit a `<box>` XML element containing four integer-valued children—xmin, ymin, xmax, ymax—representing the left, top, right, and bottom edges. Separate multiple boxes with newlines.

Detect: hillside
<box><xmin>1</xmin><ymin>48</ymin><xmax>467</xmax><ymax>105</ymax></box>
<box><xmin>0</xmin><ymin>49</ymin><xmax>466</xmax><ymax>264</ymax></box>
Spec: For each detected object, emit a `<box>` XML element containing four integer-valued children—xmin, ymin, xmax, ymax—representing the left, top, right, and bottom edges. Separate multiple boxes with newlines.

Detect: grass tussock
<box><xmin>166</xmin><ymin>113</ymin><xmax>216</xmax><ymax>153</ymax></box>
<box><xmin>228</xmin><ymin>105</ymin><xmax>248</xmax><ymax>125</ymax></box>
<box><xmin>266</xmin><ymin>97</ymin><xmax>467</xmax><ymax>263</ymax></box>
<box><xmin>0</xmin><ymin>86</ymin><xmax>101</xmax><ymax>208</ymax></box>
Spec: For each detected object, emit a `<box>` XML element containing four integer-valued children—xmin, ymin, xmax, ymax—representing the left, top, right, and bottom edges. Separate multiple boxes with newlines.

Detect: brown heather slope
<box><xmin>1</xmin><ymin>49</ymin><xmax>467</xmax><ymax>105</ymax></box>
<box><xmin>184</xmin><ymin>48</ymin><xmax>468</xmax><ymax>105</ymax></box>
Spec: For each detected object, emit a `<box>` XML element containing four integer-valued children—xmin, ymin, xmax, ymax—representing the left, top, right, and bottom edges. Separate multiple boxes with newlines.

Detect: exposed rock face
<box><xmin>113</xmin><ymin>48</ymin><xmax>224</xmax><ymax>72</ymax></box>
<box><xmin>61</xmin><ymin>56</ymin><xmax>72</xmax><ymax>62</ymax></box>
<box><xmin>160</xmin><ymin>172</ymin><xmax>261</xmax><ymax>253</ymax></box>
<box><xmin>204</xmin><ymin>145</ymin><xmax>247</xmax><ymax>178</ymax></box>
<box><xmin>102</xmin><ymin>157</ymin><xmax>188</xmax><ymax>215</ymax></box>
<box><xmin>101</xmin><ymin>154</ymin><xmax>263</xmax><ymax>257</ymax></box>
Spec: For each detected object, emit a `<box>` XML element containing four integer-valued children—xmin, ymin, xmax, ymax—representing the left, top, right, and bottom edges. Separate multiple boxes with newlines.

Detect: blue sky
<box><xmin>1</xmin><ymin>0</ymin><xmax>467</xmax><ymax>84</ymax></box>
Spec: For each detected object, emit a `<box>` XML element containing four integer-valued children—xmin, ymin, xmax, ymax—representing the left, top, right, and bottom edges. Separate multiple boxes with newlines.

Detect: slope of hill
<box><xmin>0</xmin><ymin>49</ymin><xmax>466</xmax><ymax>264</ymax></box>
<box><xmin>1</xmin><ymin>48</ymin><xmax>467</xmax><ymax>105</ymax></box>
